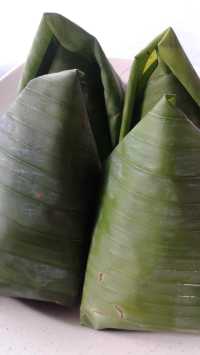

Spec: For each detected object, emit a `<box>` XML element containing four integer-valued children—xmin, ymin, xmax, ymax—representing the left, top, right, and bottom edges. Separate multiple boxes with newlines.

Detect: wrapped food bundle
<box><xmin>1</xmin><ymin>13</ymin><xmax>200</xmax><ymax>333</ymax></box>
<box><xmin>19</xmin><ymin>13</ymin><xmax>124</xmax><ymax>161</ymax></box>
<box><xmin>0</xmin><ymin>14</ymin><xmax>124</xmax><ymax>305</ymax></box>
<box><xmin>81</xmin><ymin>28</ymin><xmax>200</xmax><ymax>331</ymax></box>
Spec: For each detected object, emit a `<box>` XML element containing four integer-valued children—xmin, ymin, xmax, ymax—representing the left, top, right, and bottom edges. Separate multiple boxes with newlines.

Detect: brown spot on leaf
<box><xmin>98</xmin><ymin>272</ymin><xmax>104</xmax><ymax>282</ymax></box>
<box><xmin>114</xmin><ymin>305</ymin><xmax>124</xmax><ymax>319</ymax></box>
<box><xmin>92</xmin><ymin>309</ymin><xmax>105</xmax><ymax>316</ymax></box>
<box><xmin>35</xmin><ymin>191</ymin><xmax>44</xmax><ymax>199</ymax></box>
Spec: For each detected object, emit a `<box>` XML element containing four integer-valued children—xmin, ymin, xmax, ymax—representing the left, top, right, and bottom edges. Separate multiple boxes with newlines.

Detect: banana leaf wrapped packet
<box><xmin>81</xmin><ymin>28</ymin><xmax>200</xmax><ymax>331</ymax></box>
<box><xmin>0</xmin><ymin>14</ymin><xmax>124</xmax><ymax>305</ymax></box>
<box><xmin>19</xmin><ymin>13</ymin><xmax>124</xmax><ymax>161</ymax></box>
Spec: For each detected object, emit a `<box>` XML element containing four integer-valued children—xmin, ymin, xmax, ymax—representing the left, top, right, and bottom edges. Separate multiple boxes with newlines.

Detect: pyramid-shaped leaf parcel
<box><xmin>19</xmin><ymin>12</ymin><xmax>124</xmax><ymax>161</ymax></box>
<box><xmin>120</xmin><ymin>27</ymin><xmax>200</xmax><ymax>139</ymax></box>
<box><xmin>0</xmin><ymin>13</ymin><xmax>125</xmax><ymax>306</ymax></box>
<box><xmin>81</xmin><ymin>29</ymin><xmax>200</xmax><ymax>331</ymax></box>
<box><xmin>0</xmin><ymin>69</ymin><xmax>101</xmax><ymax>305</ymax></box>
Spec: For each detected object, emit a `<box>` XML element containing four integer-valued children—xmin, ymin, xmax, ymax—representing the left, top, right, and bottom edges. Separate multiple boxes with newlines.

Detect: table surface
<box><xmin>1</xmin><ymin>297</ymin><xmax>200</xmax><ymax>355</ymax></box>
<box><xmin>1</xmin><ymin>61</ymin><xmax>200</xmax><ymax>355</ymax></box>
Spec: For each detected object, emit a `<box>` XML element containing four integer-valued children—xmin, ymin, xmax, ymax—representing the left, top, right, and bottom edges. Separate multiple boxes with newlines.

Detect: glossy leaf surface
<box><xmin>0</xmin><ymin>69</ymin><xmax>100</xmax><ymax>305</ymax></box>
<box><xmin>19</xmin><ymin>13</ymin><xmax>124</xmax><ymax>161</ymax></box>
<box><xmin>81</xmin><ymin>29</ymin><xmax>200</xmax><ymax>331</ymax></box>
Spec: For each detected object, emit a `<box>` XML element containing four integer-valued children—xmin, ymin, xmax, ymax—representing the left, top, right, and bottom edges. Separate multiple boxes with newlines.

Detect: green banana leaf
<box><xmin>19</xmin><ymin>12</ymin><xmax>124</xmax><ymax>161</ymax></box>
<box><xmin>81</xmin><ymin>28</ymin><xmax>200</xmax><ymax>331</ymax></box>
<box><xmin>0</xmin><ymin>69</ymin><xmax>101</xmax><ymax>305</ymax></box>
<box><xmin>0</xmin><ymin>70</ymin><xmax>101</xmax><ymax>306</ymax></box>
<box><xmin>0</xmin><ymin>13</ymin><xmax>124</xmax><ymax>306</ymax></box>
<box><xmin>120</xmin><ymin>27</ymin><xmax>200</xmax><ymax>139</ymax></box>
